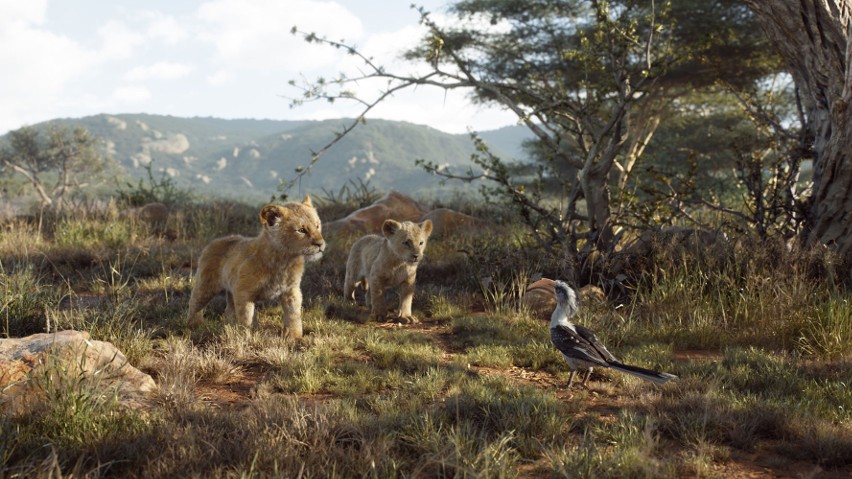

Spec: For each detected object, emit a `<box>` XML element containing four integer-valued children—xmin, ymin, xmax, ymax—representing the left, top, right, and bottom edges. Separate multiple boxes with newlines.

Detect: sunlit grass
<box><xmin>542</xmin><ymin>410</ymin><xmax>674</xmax><ymax>479</ymax></box>
<box><xmin>2</xmin><ymin>197</ymin><xmax>851</xmax><ymax>477</ymax></box>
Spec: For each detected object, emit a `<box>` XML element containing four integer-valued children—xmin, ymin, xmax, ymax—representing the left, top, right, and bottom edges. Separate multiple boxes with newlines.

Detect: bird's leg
<box><xmin>566</xmin><ymin>370</ymin><xmax>576</xmax><ymax>389</ymax></box>
<box><xmin>581</xmin><ymin>368</ymin><xmax>593</xmax><ymax>387</ymax></box>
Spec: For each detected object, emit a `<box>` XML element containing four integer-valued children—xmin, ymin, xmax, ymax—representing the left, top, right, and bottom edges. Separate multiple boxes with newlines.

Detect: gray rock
<box><xmin>0</xmin><ymin>330</ymin><xmax>156</xmax><ymax>415</ymax></box>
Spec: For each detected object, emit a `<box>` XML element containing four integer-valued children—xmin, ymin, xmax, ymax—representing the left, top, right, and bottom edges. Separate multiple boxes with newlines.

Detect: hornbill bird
<box><xmin>550</xmin><ymin>280</ymin><xmax>677</xmax><ymax>388</ymax></box>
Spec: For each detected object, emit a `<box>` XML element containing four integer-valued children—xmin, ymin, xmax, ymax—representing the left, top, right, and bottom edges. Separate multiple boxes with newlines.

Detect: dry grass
<box><xmin>1</xmin><ymin>198</ymin><xmax>850</xmax><ymax>478</ymax></box>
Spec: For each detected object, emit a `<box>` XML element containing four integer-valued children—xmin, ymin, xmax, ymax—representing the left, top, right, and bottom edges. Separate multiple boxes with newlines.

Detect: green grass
<box><xmin>1</xmin><ymin>198</ymin><xmax>850</xmax><ymax>477</ymax></box>
<box><xmin>5</xmin><ymin>351</ymin><xmax>158</xmax><ymax>476</ymax></box>
<box><xmin>649</xmin><ymin>347</ymin><xmax>852</xmax><ymax>467</ymax></box>
<box><xmin>542</xmin><ymin>410</ymin><xmax>675</xmax><ymax>478</ymax></box>
<box><xmin>797</xmin><ymin>294</ymin><xmax>852</xmax><ymax>358</ymax></box>
<box><xmin>0</xmin><ymin>264</ymin><xmax>61</xmax><ymax>337</ymax></box>
<box><xmin>452</xmin><ymin>313</ymin><xmax>568</xmax><ymax>373</ymax></box>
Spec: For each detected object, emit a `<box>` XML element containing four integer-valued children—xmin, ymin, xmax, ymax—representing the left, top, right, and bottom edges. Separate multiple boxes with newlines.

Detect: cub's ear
<box><xmin>420</xmin><ymin>219</ymin><xmax>433</xmax><ymax>237</ymax></box>
<box><xmin>382</xmin><ymin>219</ymin><xmax>401</xmax><ymax>238</ymax></box>
<box><xmin>302</xmin><ymin>195</ymin><xmax>313</xmax><ymax>208</ymax></box>
<box><xmin>260</xmin><ymin>204</ymin><xmax>289</xmax><ymax>227</ymax></box>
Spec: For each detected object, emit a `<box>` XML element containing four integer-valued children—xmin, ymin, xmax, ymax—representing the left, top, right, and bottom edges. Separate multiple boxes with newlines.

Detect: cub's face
<box><xmin>260</xmin><ymin>196</ymin><xmax>325</xmax><ymax>260</ymax></box>
<box><xmin>382</xmin><ymin>219</ymin><xmax>433</xmax><ymax>264</ymax></box>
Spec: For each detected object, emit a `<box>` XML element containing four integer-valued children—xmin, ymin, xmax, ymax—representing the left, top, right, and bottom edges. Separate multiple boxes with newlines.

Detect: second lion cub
<box><xmin>344</xmin><ymin>219</ymin><xmax>433</xmax><ymax>323</ymax></box>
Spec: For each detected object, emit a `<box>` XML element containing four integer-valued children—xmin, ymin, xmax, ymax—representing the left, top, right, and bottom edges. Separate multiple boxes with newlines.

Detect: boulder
<box><xmin>324</xmin><ymin>191</ymin><xmax>428</xmax><ymax>236</ymax></box>
<box><xmin>604</xmin><ymin>227</ymin><xmax>730</xmax><ymax>286</ymax></box>
<box><xmin>418</xmin><ymin>208</ymin><xmax>485</xmax><ymax>238</ymax></box>
<box><xmin>120</xmin><ymin>202</ymin><xmax>169</xmax><ymax>230</ymax></box>
<box><xmin>579</xmin><ymin>284</ymin><xmax>606</xmax><ymax>305</ymax></box>
<box><xmin>323</xmin><ymin>191</ymin><xmax>491</xmax><ymax>240</ymax></box>
<box><xmin>619</xmin><ymin>227</ymin><xmax>729</xmax><ymax>260</ymax></box>
<box><xmin>0</xmin><ymin>330</ymin><xmax>156</xmax><ymax>415</ymax></box>
<box><xmin>521</xmin><ymin>278</ymin><xmax>607</xmax><ymax>320</ymax></box>
<box><xmin>521</xmin><ymin>278</ymin><xmax>558</xmax><ymax>319</ymax></box>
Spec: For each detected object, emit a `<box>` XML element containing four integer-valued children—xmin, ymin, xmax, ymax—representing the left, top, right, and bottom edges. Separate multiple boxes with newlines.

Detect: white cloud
<box><xmin>126</xmin><ymin>62</ymin><xmax>194</xmax><ymax>81</ymax></box>
<box><xmin>292</xmin><ymin>12</ymin><xmax>518</xmax><ymax>134</ymax></box>
<box><xmin>0</xmin><ymin>0</ymin><xmax>47</xmax><ymax>29</ymax></box>
<box><xmin>195</xmin><ymin>0</ymin><xmax>363</xmax><ymax>71</ymax></box>
<box><xmin>144</xmin><ymin>13</ymin><xmax>189</xmax><ymax>45</ymax></box>
<box><xmin>0</xmin><ymin>4</ymin><xmax>201</xmax><ymax>132</ymax></box>
<box><xmin>302</xmin><ymin>86</ymin><xmax>518</xmax><ymax>134</ymax></box>
<box><xmin>0</xmin><ymin>0</ymin><xmax>515</xmax><ymax>135</ymax></box>
<box><xmin>207</xmin><ymin>70</ymin><xmax>233</xmax><ymax>86</ymax></box>
<box><xmin>97</xmin><ymin>20</ymin><xmax>145</xmax><ymax>60</ymax></box>
<box><xmin>0</xmin><ymin>4</ymin><xmax>95</xmax><ymax>132</ymax></box>
<box><xmin>350</xmin><ymin>24</ymin><xmax>424</xmax><ymax>70</ymax></box>
<box><xmin>113</xmin><ymin>85</ymin><xmax>152</xmax><ymax>103</ymax></box>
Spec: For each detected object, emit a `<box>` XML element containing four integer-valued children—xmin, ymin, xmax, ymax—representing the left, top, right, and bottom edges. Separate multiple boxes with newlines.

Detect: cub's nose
<box><xmin>412</xmin><ymin>254</ymin><xmax>420</xmax><ymax>261</ymax></box>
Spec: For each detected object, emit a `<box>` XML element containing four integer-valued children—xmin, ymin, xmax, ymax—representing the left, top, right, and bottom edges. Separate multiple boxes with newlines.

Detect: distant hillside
<box><xmin>9</xmin><ymin>114</ymin><xmax>533</xmax><ymax>200</ymax></box>
<box><xmin>478</xmin><ymin>124</ymin><xmax>533</xmax><ymax>161</ymax></box>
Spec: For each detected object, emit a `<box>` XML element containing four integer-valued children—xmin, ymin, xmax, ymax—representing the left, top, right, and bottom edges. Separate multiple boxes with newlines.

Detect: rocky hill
<box><xmin>19</xmin><ymin>114</ymin><xmax>532</xmax><ymax>200</ymax></box>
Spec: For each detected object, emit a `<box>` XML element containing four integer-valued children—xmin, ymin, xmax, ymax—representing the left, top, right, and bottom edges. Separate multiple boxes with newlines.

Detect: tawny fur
<box><xmin>343</xmin><ymin>219</ymin><xmax>433</xmax><ymax>323</ymax></box>
<box><xmin>186</xmin><ymin>196</ymin><xmax>324</xmax><ymax>338</ymax></box>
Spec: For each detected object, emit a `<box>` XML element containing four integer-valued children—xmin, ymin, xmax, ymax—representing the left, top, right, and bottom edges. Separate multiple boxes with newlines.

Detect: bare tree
<box><xmin>0</xmin><ymin>126</ymin><xmax>106</xmax><ymax>211</ymax></box>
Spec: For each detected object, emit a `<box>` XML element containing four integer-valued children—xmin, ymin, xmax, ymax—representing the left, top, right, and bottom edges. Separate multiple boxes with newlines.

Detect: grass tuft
<box><xmin>796</xmin><ymin>295</ymin><xmax>852</xmax><ymax>358</ymax></box>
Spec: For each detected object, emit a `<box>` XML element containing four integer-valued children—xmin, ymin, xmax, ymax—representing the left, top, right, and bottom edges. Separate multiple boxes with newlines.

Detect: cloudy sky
<box><xmin>0</xmin><ymin>0</ymin><xmax>517</xmax><ymax>135</ymax></box>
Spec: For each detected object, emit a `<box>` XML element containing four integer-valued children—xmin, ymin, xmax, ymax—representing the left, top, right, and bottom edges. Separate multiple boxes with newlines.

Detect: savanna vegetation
<box><xmin>0</xmin><ymin>180</ymin><xmax>850</xmax><ymax>477</ymax></box>
<box><xmin>2</xmin><ymin>0</ymin><xmax>852</xmax><ymax>477</ymax></box>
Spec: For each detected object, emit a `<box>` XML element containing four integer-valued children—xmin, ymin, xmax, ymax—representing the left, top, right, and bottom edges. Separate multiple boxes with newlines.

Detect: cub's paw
<box><xmin>395</xmin><ymin>314</ymin><xmax>419</xmax><ymax>324</ymax></box>
<box><xmin>371</xmin><ymin>312</ymin><xmax>388</xmax><ymax>323</ymax></box>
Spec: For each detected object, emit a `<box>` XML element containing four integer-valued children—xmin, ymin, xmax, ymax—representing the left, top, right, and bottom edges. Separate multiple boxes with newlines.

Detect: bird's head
<box><xmin>552</xmin><ymin>280</ymin><xmax>579</xmax><ymax>318</ymax></box>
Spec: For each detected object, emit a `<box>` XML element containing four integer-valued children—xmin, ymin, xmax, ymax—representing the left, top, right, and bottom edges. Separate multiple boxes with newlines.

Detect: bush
<box><xmin>115</xmin><ymin>161</ymin><xmax>194</xmax><ymax>208</ymax></box>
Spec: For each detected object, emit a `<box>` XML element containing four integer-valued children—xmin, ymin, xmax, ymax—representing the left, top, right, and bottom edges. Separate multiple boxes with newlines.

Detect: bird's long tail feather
<box><xmin>611</xmin><ymin>362</ymin><xmax>677</xmax><ymax>385</ymax></box>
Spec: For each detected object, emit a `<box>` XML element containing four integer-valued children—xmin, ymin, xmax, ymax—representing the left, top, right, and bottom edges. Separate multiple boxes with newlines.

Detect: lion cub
<box><xmin>344</xmin><ymin>219</ymin><xmax>433</xmax><ymax>323</ymax></box>
<box><xmin>187</xmin><ymin>196</ymin><xmax>324</xmax><ymax>338</ymax></box>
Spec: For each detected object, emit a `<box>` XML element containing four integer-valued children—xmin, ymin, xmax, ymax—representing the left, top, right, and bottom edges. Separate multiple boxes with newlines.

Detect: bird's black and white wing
<box><xmin>550</xmin><ymin>324</ymin><xmax>610</xmax><ymax>367</ymax></box>
<box><xmin>574</xmin><ymin>324</ymin><xmax>619</xmax><ymax>363</ymax></box>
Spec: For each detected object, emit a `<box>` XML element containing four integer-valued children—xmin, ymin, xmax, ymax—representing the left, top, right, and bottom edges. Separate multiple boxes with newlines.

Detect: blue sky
<box><xmin>0</xmin><ymin>0</ymin><xmax>516</xmax><ymax>135</ymax></box>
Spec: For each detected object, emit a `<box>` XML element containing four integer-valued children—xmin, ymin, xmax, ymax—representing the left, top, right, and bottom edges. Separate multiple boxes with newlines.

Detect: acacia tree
<box><xmin>0</xmin><ymin>126</ymin><xmax>105</xmax><ymax>211</ymax></box>
<box><xmin>290</xmin><ymin>0</ymin><xmax>778</xmax><ymax>258</ymax></box>
<box><xmin>743</xmin><ymin>0</ymin><xmax>852</xmax><ymax>259</ymax></box>
<box><xmin>291</xmin><ymin>0</ymin><xmax>669</xmax><ymax>256</ymax></box>
<box><xmin>411</xmin><ymin>2</ymin><xmax>674</xmax><ymax>258</ymax></box>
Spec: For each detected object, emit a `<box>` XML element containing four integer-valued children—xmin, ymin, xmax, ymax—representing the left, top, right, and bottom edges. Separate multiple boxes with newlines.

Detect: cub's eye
<box><xmin>404</xmin><ymin>240</ymin><xmax>413</xmax><ymax>247</ymax></box>
<box><xmin>298</xmin><ymin>227</ymin><xmax>308</xmax><ymax>235</ymax></box>
<box><xmin>419</xmin><ymin>241</ymin><xmax>424</xmax><ymax>245</ymax></box>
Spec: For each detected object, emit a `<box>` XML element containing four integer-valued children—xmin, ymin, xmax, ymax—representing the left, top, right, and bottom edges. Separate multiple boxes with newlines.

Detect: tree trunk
<box><xmin>744</xmin><ymin>0</ymin><xmax>852</xmax><ymax>258</ymax></box>
<box><xmin>3</xmin><ymin>161</ymin><xmax>53</xmax><ymax>207</ymax></box>
<box><xmin>579</xmin><ymin>165</ymin><xmax>614</xmax><ymax>251</ymax></box>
